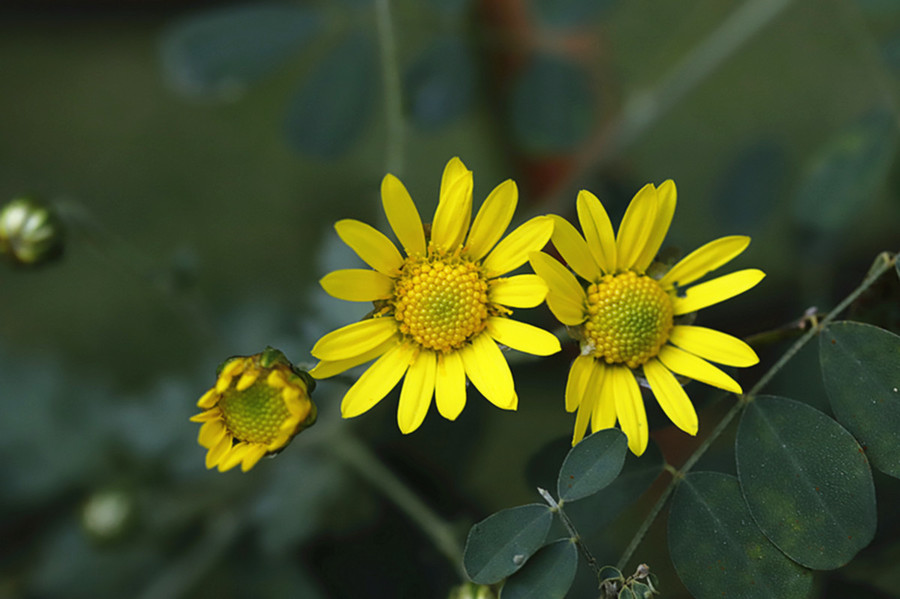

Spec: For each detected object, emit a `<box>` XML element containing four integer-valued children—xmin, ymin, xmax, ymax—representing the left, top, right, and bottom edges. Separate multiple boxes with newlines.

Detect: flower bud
<box><xmin>0</xmin><ymin>196</ymin><xmax>64</xmax><ymax>266</ymax></box>
<box><xmin>191</xmin><ymin>348</ymin><xmax>316</xmax><ymax>473</ymax></box>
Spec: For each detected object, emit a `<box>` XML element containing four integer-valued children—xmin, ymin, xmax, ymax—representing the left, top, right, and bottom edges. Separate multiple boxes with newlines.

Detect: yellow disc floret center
<box><xmin>218</xmin><ymin>373</ymin><xmax>291</xmax><ymax>445</ymax></box>
<box><xmin>392</xmin><ymin>255</ymin><xmax>489</xmax><ymax>352</ymax></box>
<box><xmin>583</xmin><ymin>271</ymin><xmax>673</xmax><ymax>369</ymax></box>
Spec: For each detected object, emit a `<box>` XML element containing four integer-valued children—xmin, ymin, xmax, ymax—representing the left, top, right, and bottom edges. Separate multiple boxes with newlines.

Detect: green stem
<box><xmin>615</xmin><ymin>251</ymin><xmax>898</xmax><ymax>572</ymax></box>
<box><xmin>329</xmin><ymin>431</ymin><xmax>464</xmax><ymax>576</ymax></box>
<box><xmin>374</xmin><ymin>0</ymin><xmax>404</xmax><ymax>176</ymax></box>
<box><xmin>538</xmin><ymin>488</ymin><xmax>601</xmax><ymax>577</ymax></box>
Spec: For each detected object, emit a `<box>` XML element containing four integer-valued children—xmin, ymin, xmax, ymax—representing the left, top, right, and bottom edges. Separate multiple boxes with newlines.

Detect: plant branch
<box><xmin>374</xmin><ymin>0</ymin><xmax>404</xmax><ymax>176</ymax></box>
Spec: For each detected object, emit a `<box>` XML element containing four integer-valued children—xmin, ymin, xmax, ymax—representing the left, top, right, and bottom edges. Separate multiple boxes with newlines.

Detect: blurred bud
<box><xmin>191</xmin><ymin>347</ymin><xmax>317</xmax><ymax>473</ymax></box>
<box><xmin>81</xmin><ymin>488</ymin><xmax>135</xmax><ymax>543</ymax></box>
<box><xmin>0</xmin><ymin>196</ymin><xmax>64</xmax><ymax>266</ymax></box>
<box><xmin>448</xmin><ymin>582</ymin><xmax>498</xmax><ymax>599</ymax></box>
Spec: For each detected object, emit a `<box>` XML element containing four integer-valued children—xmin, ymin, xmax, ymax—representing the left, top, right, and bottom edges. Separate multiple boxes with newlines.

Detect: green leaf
<box><xmin>510</xmin><ymin>54</ymin><xmax>594</xmax><ymax>152</ymax></box>
<box><xmin>792</xmin><ymin>107</ymin><xmax>897</xmax><ymax>232</ymax></box>
<box><xmin>404</xmin><ymin>37</ymin><xmax>474</xmax><ymax>129</ymax></box>
<box><xmin>464</xmin><ymin>504</ymin><xmax>554</xmax><ymax>584</ymax></box>
<box><xmin>668</xmin><ymin>472</ymin><xmax>813</xmax><ymax>599</ymax></box>
<box><xmin>499</xmin><ymin>539</ymin><xmax>577</xmax><ymax>599</ymax></box>
<box><xmin>557</xmin><ymin>428</ymin><xmax>627</xmax><ymax>502</ymax></box>
<box><xmin>284</xmin><ymin>32</ymin><xmax>376</xmax><ymax>157</ymax></box>
<box><xmin>736</xmin><ymin>396</ymin><xmax>877</xmax><ymax>569</ymax></box>
<box><xmin>160</xmin><ymin>4</ymin><xmax>321</xmax><ymax>99</ymax></box>
<box><xmin>820</xmin><ymin>321</ymin><xmax>900</xmax><ymax>478</ymax></box>
<box><xmin>564</xmin><ymin>440</ymin><xmax>663</xmax><ymax>536</ymax></box>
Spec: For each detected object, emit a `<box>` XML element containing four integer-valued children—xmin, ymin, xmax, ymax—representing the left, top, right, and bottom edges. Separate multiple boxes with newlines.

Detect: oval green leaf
<box><xmin>160</xmin><ymin>4</ymin><xmax>321</xmax><ymax>99</ymax></box>
<box><xmin>820</xmin><ymin>321</ymin><xmax>900</xmax><ymax>478</ymax></box>
<box><xmin>792</xmin><ymin>107</ymin><xmax>897</xmax><ymax>233</ymax></box>
<box><xmin>510</xmin><ymin>54</ymin><xmax>594</xmax><ymax>152</ymax></box>
<box><xmin>464</xmin><ymin>504</ymin><xmax>553</xmax><ymax>585</ymax></box>
<box><xmin>284</xmin><ymin>32</ymin><xmax>376</xmax><ymax>157</ymax></box>
<box><xmin>668</xmin><ymin>472</ymin><xmax>813</xmax><ymax>599</ymax></box>
<box><xmin>557</xmin><ymin>428</ymin><xmax>628</xmax><ymax>502</ymax></box>
<box><xmin>736</xmin><ymin>396</ymin><xmax>876</xmax><ymax>569</ymax></box>
<box><xmin>499</xmin><ymin>539</ymin><xmax>577</xmax><ymax>599</ymax></box>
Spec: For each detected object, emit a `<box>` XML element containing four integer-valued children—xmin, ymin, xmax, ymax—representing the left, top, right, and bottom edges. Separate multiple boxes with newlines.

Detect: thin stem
<box><xmin>374</xmin><ymin>0</ymin><xmax>404</xmax><ymax>176</ymax></box>
<box><xmin>615</xmin><ymin>251</ymin><xmax>898</xmax><ymax>572</ymax></box>
<box><xmin>538</xmin><ymin>488</ymin><xmax>601</xmax><ymax>577</ymax></box>
<box><xmin>329</xmin><ymin>431</ymin><xmax>464</xmax><ymax>576</ymax></box>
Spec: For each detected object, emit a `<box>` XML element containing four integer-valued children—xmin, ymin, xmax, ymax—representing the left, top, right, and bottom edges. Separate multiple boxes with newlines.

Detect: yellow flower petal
<box><xmin>659</xmin><ymin>236</ymin><xmax>751</xmax><ymax>289</ymax></box>
<box><xmin>672</xmin><ymin>269</ymin><xmax>765</xmax><ymax>315</ymax></box>
<box><xmin>218</xmin><ymin>443</ymin><xmax>250</xmax><ymax>472</ymax></box>
<box><xmin>489</xmin><ymin>274</ymin><xmax>548</xmax><ymax>308</ymax></box>
<box><xmin>198</xmin><ymin>419</ymin><xmax>226</xmax><ymax>449</ymax></box>
<box><xmin>197</xmin><ymin>389</ymin><xmax>218</xmax><ymax>409</ymax></box>
<box><xmin>565</xmin><ymin>354</ymin><xmax>594</xmax><ymax>412</ymax></box>
<box><xmin>482</xmin><ymin>216</ymin><xmax>553</xmax><ymax>278</ymax></box>
<box><xmin>309</xmin><ymin>338</ymin><xmax>398</xmax><ymax>379</ymax></box>
<box><xmin>311</xmin><ymin>317</ymin><xmax>399</xmax><ymax>361</ymax></box>
<box><xmin>206</xmin><ymin>434</ymin><xmax>232</xmax><ymax>469</ymax></box>
<box><xmin>435</xmin><ymin>350</ymin><xmax>467</xmax><ymax>421</ymax></box>
<box><xmin>668</xmin><ymin>325</ymin><xmax>759</xmax><ymax>367</ymax></box>
<box><xmin>440</xmin><ymin>156</ymin><xmax>469</xmax><ymax>197</ymax></box>
<box><xmin>610</xmin><ymin>366</ymin><xmax>648</xmax><ymax>456</ymax></box>
<box><xmin>528</xmin><ymin>252</ymin><xmax>587</xmax><ymax>326</ymax></box>
<box><xmin>550</xmin><ymin>215</ymin><xmax>601</xmax><ymax>281</ymax></box>
<box><xmin>658</xmin><ymin>345</ymin><xmax>742</xmax><ymax>394</ymax></box>
<box><xmin>572</xmin><ymin>392</ymin><xmax>595</xmax><ymax>446</ymax></box>
<box><xmin>633</xmin><ymin>179</ymin><xmax>676</xmax><ymax>272</ymax></box>
<box><xmin>189</xmin><ymin>408</ymin><xmax>220</xmax><ymax>423</ymax></box>
<box><xmin>432</xmin><ymin>166</ymin><xmax>473</xmax><ymax>252</ymax></box>
<box><xmin>341</xmin><ymin>343</ymin><xmax>415</xmax><ymax>419</ymax></box>
<box><xmin>643</xmin><ymin>358</ymin><xmax>698</xmax><ymax>435</ymax></box>
<box><xmin>590</xmin><ymin>361</ymin><xmax>616</xmax><ymax>432</ymax></box>
<box><xmin>616</xmin><ymin>183</ymin><xmax>658</xmax><ymax>272</ymax></box>
<box><xmin>335</xmin><ymin>219</ymin><xmax>404</xmax><ymax>275</ymax></box>
<box><xmin>460</xmin><ymin>333</ymin><xmax>516</xmax><ymax>410</ymax></box>
<box><xmin>576</xmin><ymin>190</ymin><xmax>616</xmax><ymax>273</ymax></box>
<box><xmin>240</xmin><ymin>445</ymin><xmax>268</xmax><ymax>472</ymax></box>
<box><xmin>382</xmin><ymin>173</ymin><xmax>426</xmax><ymax>256</ymax></box>
<box><xmin>466</xmin><ymin>179</ymin><xmax>517</xmax><ymax>261</ymax></box>
<box><xmin>487</xmin><ymin>316</ymin><xmax>560</xmax><ymax>356</ymax></box>
<box><xmin>397</xmin><ymin>350</ymin><xmax>437</xmax><ymax>434</ymax></box>
<box><xmin>320</xmin><ymin>269</ymin><xmax>394</xmax><ymax>302</ymax></box>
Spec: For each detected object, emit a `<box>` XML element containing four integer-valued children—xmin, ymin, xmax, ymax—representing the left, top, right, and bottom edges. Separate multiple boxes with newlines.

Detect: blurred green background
<box><xmin>1</xmin><ymin>0</ymin><xmax>899</xmax><ymax>597</ymax></box>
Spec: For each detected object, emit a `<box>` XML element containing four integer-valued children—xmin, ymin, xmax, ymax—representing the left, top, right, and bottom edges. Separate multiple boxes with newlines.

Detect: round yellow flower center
<box><xmin>583</xmin><ymin>271</ymin><xmax>673</xmax><ymax>369</ymax></box>
<box><xmin>392</xmin><ymin>256</ymin><xmax>490</xmax><ymax>352</ymax></box>
<box><xmin>218</xmin><ymin>374</ymin><xmax>291</xmax><ymax>445</ymax></box>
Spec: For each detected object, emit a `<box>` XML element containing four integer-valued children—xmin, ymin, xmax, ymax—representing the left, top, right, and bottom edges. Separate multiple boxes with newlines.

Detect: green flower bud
<box><xmin>0</xmin><ymin>196</ymin><xmax>64</xmax><ymax>266</ymax></box>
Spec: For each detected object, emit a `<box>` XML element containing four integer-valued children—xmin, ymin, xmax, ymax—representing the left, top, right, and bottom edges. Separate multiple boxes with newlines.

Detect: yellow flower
<box><xmin>191</xmin><ymin>348</ymin><xmax>317</xmax><ymax>472</ymax></box>
<box><xmin>310</xmin><ymin>157</ymin><xmax>560</xmax><ymax>433</ymax></box>
<box><xmin>529</xmin><ymin>182</ymin><xmax>764</xmax><ymax>455</ymax></box>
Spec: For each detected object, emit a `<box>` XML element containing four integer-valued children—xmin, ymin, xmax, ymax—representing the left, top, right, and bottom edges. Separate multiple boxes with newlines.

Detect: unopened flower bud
<box><xmin>0</xmin><ymin>196</ymin><xmax>64</xmax><ymax>266</ymax></box>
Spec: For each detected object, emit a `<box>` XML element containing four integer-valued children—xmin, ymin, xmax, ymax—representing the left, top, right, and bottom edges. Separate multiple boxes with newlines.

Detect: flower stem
<box><xmin>329</xmin><ymin>431</ymin><xmax>465</xmax><ymax>576</ymax></box>
<box><xmin>538</xmin><ymin>488</ymin><xmax>601</xmax><ymax>577</ymax></box>
<box><xmin>615</xmin><ymin>250</ymin><xmax>898</xmax><ymax>572</ymax></box>
<box><xmin>374</xmin><ymin>0</ymin><xmax>404</xmax><ymax>176</ymax></box>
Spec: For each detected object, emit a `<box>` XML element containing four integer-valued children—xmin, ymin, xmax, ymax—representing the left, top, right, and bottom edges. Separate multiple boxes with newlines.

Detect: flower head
<box><xmin>529</xmin><ymin>182</ymin><xmax>764</xmax><ymax>455</ymax></box>
<box><xmin>191</xmin><ymin>348</ymin><xmax>317</xmax><ymax>472</ymax></box>
<box><xmin>0</xmin><ymin>196</ymin><xmax>64</xmax><ymax>266</ymax></box>
<box><xmin>310</xmin><ymin>157</ymin><xmax>560</xmax><ymax>433</ymax></box>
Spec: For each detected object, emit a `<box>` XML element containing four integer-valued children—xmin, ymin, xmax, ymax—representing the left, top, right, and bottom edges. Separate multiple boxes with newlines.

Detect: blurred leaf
<box><xmin>736</xmin><ymin>396</ymin><xmax>877</xmax><ymax>569</ymax></box>
<box><xmin>285</xmin><ymin>32</ymin><xmax>377</xmax><ymax>157</ymax></box>
<box><xmin>499</xmin><ymin>539</ymin><xmax>577</xmax><ymax>599</ymax></box>
<box><xmin>792</xmin><ymin>107</ymin><xmax>897</xmax><ymax>233</ymax></box>
<box><xmin>425</xmin><ymin>0</ymin><xmax>470</xmax><ymax>16</ymax></box>
<box><xmin>529</xmin><ymin>0</ymin><xmax>616</xmax><ymax>27</ymax></box>
<box><xmin>556</xmin><ymin>428</ymin><xmax>627</xmax><ymax>502</ymax></box>
<box><xmin>405</xmin><ymin>37</ymin><xmax>475</xmax><ymax>129</ymax></box>
<box><xmin>510</xmin><ymin>54</ymin><xmax>594</xmax><ymax>153</ymax></box>
<box><xmin>713</xmin><ymin>141</ymin><xmax>787</xmax><ymax>234</ymax></box>
<box><xmin>160</xmin><ymin>3</ymin><xmax>321</xmax><ymax>100</ymax></box>
<box><xmin>668</xmin><ymin>472</ymin><xmax>813</xmax><ymax>599</ymax></box>
<box><xmin>820</xmin><ymin>321</ymin><xmax>900</xmax><ymax>478</ymax></box>
<box><xmin>563</xmin><ymin>440</ymin><xmax>663</xmax><ymax>536</ymax></box>
<box><xmin>464</xmin><ymin>504</ymin><xmax>553</xmax><ymax>584</ymax></box>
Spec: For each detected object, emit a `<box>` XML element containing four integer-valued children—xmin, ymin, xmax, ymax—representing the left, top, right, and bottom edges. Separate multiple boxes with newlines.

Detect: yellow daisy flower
<box><xmin>310</xmin><ymin>157</ymin><xmax>561</xmax><ymax>433</ymax></box>
<box><xmin>529</xmin><ymin>181</ymin><xmax>764</xmax><ymax>455</ymax></box>
<box><xmin>191</xmin><ymin>348</ymin><xmax>317</xmax><ymax>472</ymax></box>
